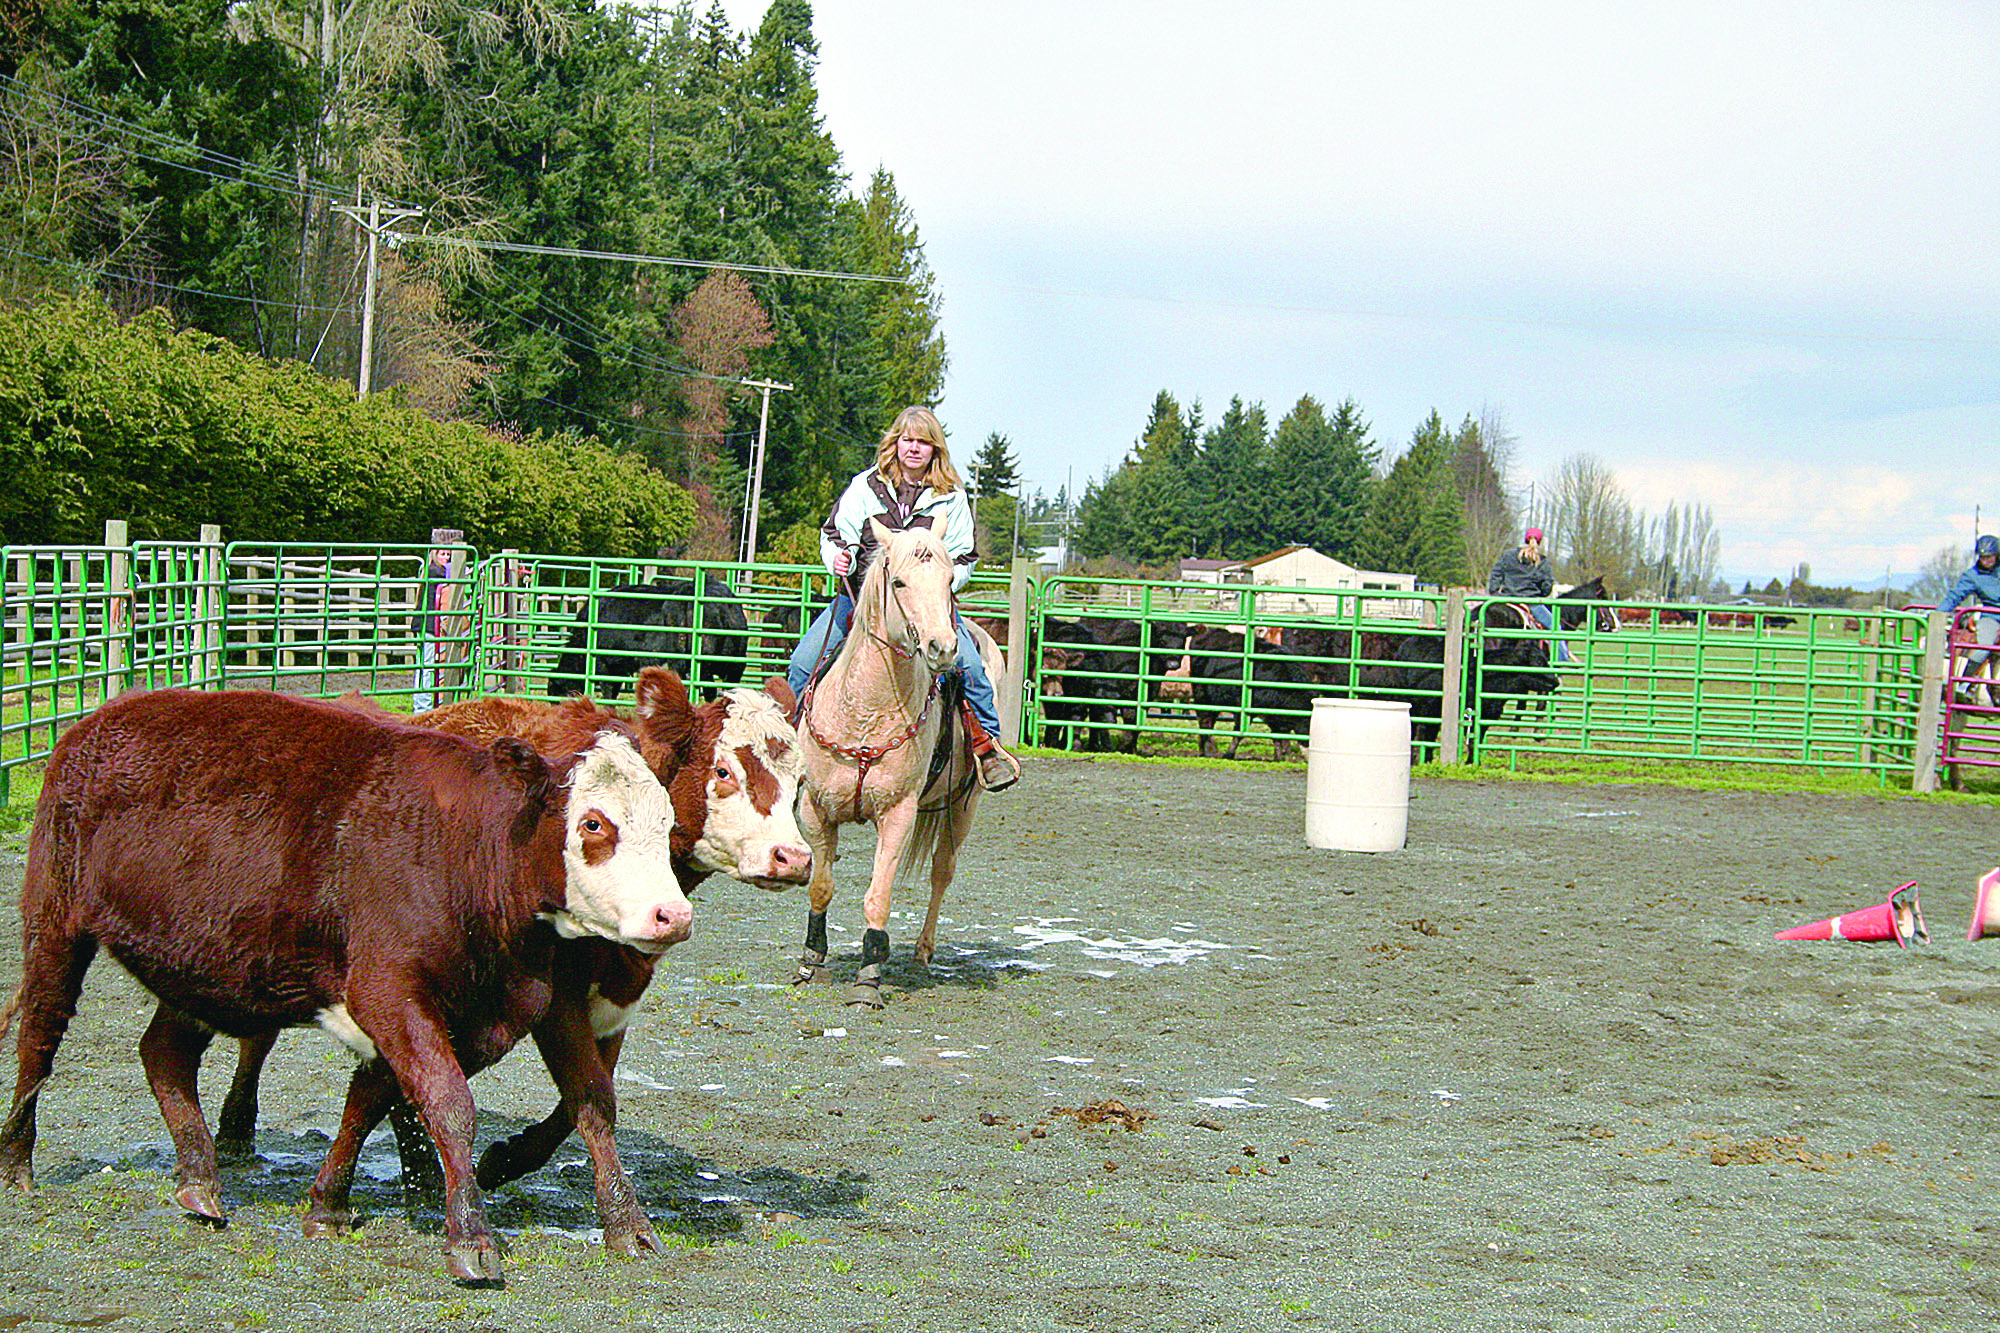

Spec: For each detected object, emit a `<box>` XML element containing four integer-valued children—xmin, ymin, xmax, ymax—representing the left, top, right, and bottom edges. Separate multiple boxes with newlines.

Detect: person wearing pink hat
<box><xmin>1488</xmin><ymin>526</ymin><xmax>1571</xmax><ymax>662</ymax></box>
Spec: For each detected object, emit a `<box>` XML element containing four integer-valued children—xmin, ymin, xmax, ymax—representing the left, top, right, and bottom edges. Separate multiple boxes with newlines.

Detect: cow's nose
<box><xmin>651</xmin><ymin>900</ymin><xmax>693</xmax><ymax>946</ymax></box>
<box><xmin>770</xmin><ymin>843</ymin><xmax>812</xmax><ymax>880</ymax></box>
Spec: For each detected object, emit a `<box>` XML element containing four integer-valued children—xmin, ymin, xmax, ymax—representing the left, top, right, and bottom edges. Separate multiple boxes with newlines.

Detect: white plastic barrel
<box><xmin>1305</xmin><ymin>698</ymin><xmax>1411</xmax><ymax>852</ymax></box>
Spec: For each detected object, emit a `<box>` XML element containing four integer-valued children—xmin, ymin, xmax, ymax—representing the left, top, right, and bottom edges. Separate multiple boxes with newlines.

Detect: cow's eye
<box><xmin>581</xmin><ymin>817</ymin><xmax>603</xmax><ymax>834</ymax></box>
<box><xmin>715</xmin><ymin>766</ymin><xmax>730</xmax><ymax>782</ymax></box>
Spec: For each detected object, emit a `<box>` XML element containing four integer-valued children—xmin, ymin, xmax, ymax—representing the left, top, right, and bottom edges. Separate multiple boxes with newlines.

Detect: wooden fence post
<box><xmin>1439</xmin><ymin>588</ymin><xmax>1468</xmax><ymax>766</ymax></box>
<box><xmin>104</xmin><ymin>519</ymin><xmax>130</xmax><ymax>695</ymax></box>
<box><xmin>199</xmin><ymin>525</ymin><xmax>223</xmax><ymax>685</ymax></box>
<box><xmin>1913</xmin><ymin>610</ymin><xmax>1947</xmax><ymax>793</ymax></box>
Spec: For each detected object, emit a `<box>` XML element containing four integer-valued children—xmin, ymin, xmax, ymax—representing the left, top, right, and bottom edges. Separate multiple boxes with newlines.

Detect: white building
<box><xmin>1176</xmin><ymin>546</ymin><xmax>1419</xmax><ymax>618</ymax></box>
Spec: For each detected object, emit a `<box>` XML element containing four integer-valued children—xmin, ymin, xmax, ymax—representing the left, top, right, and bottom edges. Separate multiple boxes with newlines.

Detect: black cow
<box><xmin>1183</xmin><ymin>628</ymin><xmax>1330</xmax><ymax>760</ymax></box>
<box><xmin>1387</xmin><ymin>605</ymin><xmax>1558</xmax><ymax>754</ymax></box>
<box><xmin>551</xmin><ymin>575</ymin><xmax>750</xmax><ymax>698</ymax></box>
<box><xmin>1038</xmin><ymin>616</ymin><xmax>1189</xmax><ymax>753</ymax></box>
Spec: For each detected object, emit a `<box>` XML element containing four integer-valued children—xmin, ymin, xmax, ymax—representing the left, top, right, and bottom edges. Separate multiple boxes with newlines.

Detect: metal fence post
<box><xmin>1002</xmin><ymin>558</ymin><xmax>1031</xmax><ymax>747</ymax></box>
<box><xmin>1440</xmin><ymin>587</ymin><xmax>1467</xmax><ymax>765</ymax></box>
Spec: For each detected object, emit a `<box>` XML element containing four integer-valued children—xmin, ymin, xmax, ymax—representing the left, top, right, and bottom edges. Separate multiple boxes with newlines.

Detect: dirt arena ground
<box><xmin>1</xmin><ymin>754</ymin><xmax>1998</xmax><ymax>1332</ymax></box>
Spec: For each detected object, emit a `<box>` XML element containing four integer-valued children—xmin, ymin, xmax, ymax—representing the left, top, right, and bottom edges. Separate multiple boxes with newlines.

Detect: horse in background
<box><xmin>794</xmin><ymin>520</ymin><xmax>994</xmax><ymax>1009</ymax></box>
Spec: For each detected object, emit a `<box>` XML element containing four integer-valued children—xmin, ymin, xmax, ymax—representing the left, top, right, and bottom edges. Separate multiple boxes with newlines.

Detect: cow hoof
<box><xmin>605</xmin><ymin>1221</ymin><xmax>662</xmax><ymax>1257</ymax></box>
<box><xmin>843</xmin><ymin>981</ymin><xmax>884</xmax><ymax>1010</ymax></box>
<box><xmin>175</xmin><ymin>1182</ymin><xmax>227</xmax><ymax>1225</ymax></box>
<box><xmin>446</xmin><ymin>1240</ymin><xmax>506</xmax><ymax>1288</ymax></box>
<box><xmin>301</xmin><ymin>1207</ymin><xmax>357</xmax><ymax>1238</ymax></box>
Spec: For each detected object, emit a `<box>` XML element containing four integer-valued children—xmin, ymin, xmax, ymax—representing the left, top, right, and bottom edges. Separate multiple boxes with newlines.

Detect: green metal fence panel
<box><xmin>130</xmin><ymin>538</ymin><xmax>228</xmax><ymax>691</ymax></box>
<box><xmin>221</xmin><ymin>543</ymin><xmax>476</xmax><ymax>705</ymax></box>
<box><xmin>1029</xmin><ymin>575</ymin><xmax>1448</xmax><ymax>756</ymax></box>
<box><xmin>469</xmin><ymin>556</ymin><xmax>845</xmax><ymax>701</ymax></box>
<box><xmin>2</xmin><ymin>544</ymin><xmax>129</xmax><ymax>800</ymax></box>
<box><xmin>1468</xmin><ymin>602</ymin><xmax>1928</xmax><ymax>778</ymax></box>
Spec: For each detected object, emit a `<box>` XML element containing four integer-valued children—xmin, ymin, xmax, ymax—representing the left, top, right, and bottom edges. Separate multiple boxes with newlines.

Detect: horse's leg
<box><xmin>794</xmin><ymin>795</ymin><xmax>839</xmax><ymax>986</ymax></box>
<box><xmin>851</xmin><ymin>797</ymin><xmax>921</xmax><ymax>1009</ymax></box>
<box><xmin>914</xmin><ymin>786</ymin><xmax>979</xmax><ymax>969</ymax></box>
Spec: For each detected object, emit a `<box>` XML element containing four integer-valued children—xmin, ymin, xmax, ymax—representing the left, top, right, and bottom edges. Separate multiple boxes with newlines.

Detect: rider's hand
<box><xmin>833</xmin><ymin>550</ymin><xmax>852</xmax><ymax>576</ymax></box>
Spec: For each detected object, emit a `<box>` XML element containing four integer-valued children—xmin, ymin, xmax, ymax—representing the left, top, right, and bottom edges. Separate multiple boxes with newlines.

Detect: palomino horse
<box><xmin>794</xmin><ymin>519</ymin><xmax>997</xmax><ymax>1008</ymax></box>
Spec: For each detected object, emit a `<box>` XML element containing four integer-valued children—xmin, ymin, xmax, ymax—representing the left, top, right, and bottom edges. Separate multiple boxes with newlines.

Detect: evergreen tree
<box><xmin>1365</xmin><ymin>411</ymin><xmax>1469</xmax><ymax>586</ymax></box>
<box><xmin>1188</xmin><ymin>396</ymin><xmax>1268</xmax><ymax>557</ymax></box>
<box><xmin>1267</xmin><ymin>395</ymin><xmax>1377</xmax><ymax>559</ymax></box>
<box><xmin>969</xmin><ymin>431</ymin><xmax>1020</xmax><ymax>497</ymax></box>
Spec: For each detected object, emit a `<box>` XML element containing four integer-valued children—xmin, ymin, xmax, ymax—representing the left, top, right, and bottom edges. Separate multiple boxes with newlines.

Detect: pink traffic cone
<box><xmin>1774</xmin><ymin>881</ymin><xmax>1927</xmax><ymax>948</ymax></box>
<box><xmin>1967</xmin><ymin>869</ymin><xmax>2000</xmax><ymax>941</ymax></box>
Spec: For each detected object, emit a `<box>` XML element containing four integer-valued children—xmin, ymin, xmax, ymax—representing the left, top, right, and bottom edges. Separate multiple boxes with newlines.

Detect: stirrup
<box><xmin>976</xmin><ymin>745</ymin><xmax>1021</xmax><ymax>792</ymax></box>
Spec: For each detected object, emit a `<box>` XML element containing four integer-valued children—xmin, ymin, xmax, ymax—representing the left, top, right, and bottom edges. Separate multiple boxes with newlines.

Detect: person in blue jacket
<box><xmin>1939</xmin><ymin>534</ymin><xmax>2000</xmax><ymax>702</ymax></box>
<box><xmin>787</xmin><ymin>405</ymin><xmax>1020</xmax><ymax>791</ymax></box>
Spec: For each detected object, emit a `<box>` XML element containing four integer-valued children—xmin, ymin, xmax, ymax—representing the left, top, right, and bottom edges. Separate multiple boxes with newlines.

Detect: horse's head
<box><xmin>863</xmin><ymin>518</ymin><xmax>959</xmax><ymax>673</ymax></box>
<box><xmin>1558</xmin><ymin>575</ymin><xmax>1619</xmax><ymax>633</ymax></box>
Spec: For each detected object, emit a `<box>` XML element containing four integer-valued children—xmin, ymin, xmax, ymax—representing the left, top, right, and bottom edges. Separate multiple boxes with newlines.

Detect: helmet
<box><xmin>1978</xmin><ymin>535</ymin><xmax>1999</xmax><ymax>559</ymax></box>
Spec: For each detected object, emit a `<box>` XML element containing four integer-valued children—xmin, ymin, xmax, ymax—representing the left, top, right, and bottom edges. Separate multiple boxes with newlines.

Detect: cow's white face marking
<box><xmin>692</xmin><ymin>689</ymin><xmax>811</xmax><ymax>889</ymax></box>
<box><xmin>317</xmin><ymin>1005</ymin><xmax>378</xmax><ymax>1061</ymax></box>
<box><xmin>553</xmin><ymin>731</ymin><xmax>690</xmax><ymax>952</ymax></box>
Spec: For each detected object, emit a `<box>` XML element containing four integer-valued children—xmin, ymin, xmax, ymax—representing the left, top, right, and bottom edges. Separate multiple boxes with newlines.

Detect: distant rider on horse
<box><xmin>1488</xmin><ymin>525</ymin><xmax>1571</xmax><ymax>664</ymax></box>
<box><xmin>786</xmin><ymin>406</ymin><xmax>1021</xmax><ymax>791</ymax></box>
<box><xmin>1938</xmin><ymin>534</ymin><xmax>2000</xmax><ymax>703</ymax></box>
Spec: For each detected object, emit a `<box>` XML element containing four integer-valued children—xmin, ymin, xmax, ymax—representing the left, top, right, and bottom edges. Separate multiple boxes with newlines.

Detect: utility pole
<box><xmin>737</xmin><ymin>377</ymin><xmax>794</xmax><ymax>565</ymax></box>
<box><xmin>333</xmin><ymin>198</ymin><xmax>424</xmax><ymax>396</ymax></box>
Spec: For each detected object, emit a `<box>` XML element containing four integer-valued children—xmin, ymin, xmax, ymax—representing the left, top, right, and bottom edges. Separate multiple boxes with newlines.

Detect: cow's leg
<box><xmin>0</xmin><ymin>924</ymin><xmax>97</xmax><ymax>1192</ymax></box>
<box><xmin>216</xmin><ymin>1030</ymin><xmax>277</xmax><ymax>1158</ymax></box>
<box><xmin>794</xmin><ymin>796</ymin><xmax>839</xmax><ymax>985</ymax></box>
<box><xmin>304</xmin><ymin>1060</ymin><xmax>399</xmax><ymax>1238</ymax></box>
<box><xmin>476</xmin><ymin>1027</ymin><xmax>623</xmax><ymax>1191</ymax></box>
<box><xmin>340</xmin><ymin>991</ymin><xmax>501</xmax><ymax>1286</ymax></box>
<box><xmin>519</xmin><ymin>1008</ymin><xmax>657</xmax><ymax>1256</ymax></box>
<box><xmin>138</xmin><ymin>1005</ymin><xmax>227</xmax><ymax>1223</ymax></box>
<box><xmin>851</xmin><ymin>798</ymin><xmax>920</xmax><ymax>1009</ymax></box>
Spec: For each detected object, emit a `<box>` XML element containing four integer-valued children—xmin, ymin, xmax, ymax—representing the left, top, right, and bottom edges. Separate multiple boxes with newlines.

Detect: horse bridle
<box><xmin>803</xmin><ymin>548</ymin><xmax>946</xmax><ymax>819</ymax></box>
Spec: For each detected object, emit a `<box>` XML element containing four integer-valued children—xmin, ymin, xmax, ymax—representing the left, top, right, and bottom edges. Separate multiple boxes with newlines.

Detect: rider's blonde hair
<box><xmin>874</xmin><ymin>406</ymin><xmax>961</xmax><ymax>494</ymax></box>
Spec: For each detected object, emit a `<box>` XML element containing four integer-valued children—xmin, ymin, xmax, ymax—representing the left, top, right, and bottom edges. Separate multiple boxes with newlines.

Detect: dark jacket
<box><xmin>1487</xmin><ymin>548</ymin><xmax>1553</xmax><ymax>599</ymax></box>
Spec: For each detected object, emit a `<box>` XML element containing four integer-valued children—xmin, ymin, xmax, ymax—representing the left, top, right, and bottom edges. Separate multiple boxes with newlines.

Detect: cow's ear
<box><xmin>490</xmin><ymin>736</ymin><xmax>552</xmax><ymax>788</ymax></box>
<box><xmin>633</xmin><ymin>665</ymin><xmax>700</xmax><ymax>761</ymax></box>
<box><xmin>760</xmin><ymin>675</ymin><xmax>797</xmax><ymax>714</ymax></box>
<box><xmin>633</xmin><ymin>667</ymin><xmax>690</xmax><ymax>722</ymax></box>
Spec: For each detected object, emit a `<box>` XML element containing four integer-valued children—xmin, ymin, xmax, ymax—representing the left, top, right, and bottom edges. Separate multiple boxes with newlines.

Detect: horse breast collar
<box><xmin>800</xmin><ymin>673</ymin><xmax>941</xmax><ymax>806</ymax></box>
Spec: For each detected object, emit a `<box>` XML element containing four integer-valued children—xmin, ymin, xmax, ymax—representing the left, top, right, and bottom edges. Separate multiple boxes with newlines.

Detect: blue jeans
<box><xmin>786</xmin><ymin>595</ymin><xmax>1002</xmax><ymax>736</ymax></box>
<box><xmin>1528</xmin><ymin>604</ymin><xmax>1575</xmax><ymax>664</ymax></box>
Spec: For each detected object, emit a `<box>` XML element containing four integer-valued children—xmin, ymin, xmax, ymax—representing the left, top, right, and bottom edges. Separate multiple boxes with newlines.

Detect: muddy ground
<box><xmin>0</xmin><ymin>756</ymin><xmax>1998</xmax><ymax>1332</ymax></box>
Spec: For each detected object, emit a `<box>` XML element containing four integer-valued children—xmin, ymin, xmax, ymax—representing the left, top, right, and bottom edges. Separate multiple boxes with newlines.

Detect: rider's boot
<box><xmin>959</xmin><ymin>701</ymin><xmax>1021</xmax><ymax>792</ymax></box>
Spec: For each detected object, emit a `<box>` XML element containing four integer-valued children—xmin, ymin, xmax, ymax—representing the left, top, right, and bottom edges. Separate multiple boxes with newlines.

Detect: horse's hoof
<box><xmin>175</xmin><ymin>1182</ymin><xmax>227</xmax><ymax>1226</ymax></box>
<box><xmin>792</xmin><ymin>948</ymin><xmax>828</xmax><ymax>986</ymax></box>
<box><xmin>844</xmin><ymin>981</ymin><xmax>884</xmax><ymax>1010</ymax></box>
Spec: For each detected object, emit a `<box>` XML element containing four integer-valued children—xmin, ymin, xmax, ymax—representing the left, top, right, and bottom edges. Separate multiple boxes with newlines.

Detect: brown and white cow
<box><xmin>0</xmin><ymin>688</ymin><xmax>686</xmax><ymax>1286</ymax></box>
<box><xmin>207</xmin><ymin>668</ymin><xmax>809</xmax><ymax>1246</ymax></box>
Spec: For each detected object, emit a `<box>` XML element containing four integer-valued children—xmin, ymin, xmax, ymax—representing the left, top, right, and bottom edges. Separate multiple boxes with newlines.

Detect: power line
<box><xmin>398</xmin><ymin>232</ymin><xmax>912</xmax><ymax>286</ymax></box>
<box><xmin>0</xmin><ymin>242</ymin><xmax>353</xmax><ymax>314</ymax></box>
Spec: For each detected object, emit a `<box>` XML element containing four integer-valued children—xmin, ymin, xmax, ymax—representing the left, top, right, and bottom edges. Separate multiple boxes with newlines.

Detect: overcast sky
<box><xmin>725</xmin><ymin>1</ymin><xmax>2000</xmax><ymax>589</ymax></box>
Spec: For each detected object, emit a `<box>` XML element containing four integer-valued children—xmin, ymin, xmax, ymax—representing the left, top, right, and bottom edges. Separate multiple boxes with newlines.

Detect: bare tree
<box><xmin>1911</xmin><ymin>544</ymin><xmax>1963</xmax><ymax>604</ymax></box>
<box><xmin>670</xmin><ymin>268</ymin><xmax>773</xmax><ymax>558</ymax></box>
<box><xmin>1544</xmin><ymin>453</ymin><xmax>1641</xmax><ymax>587</ymax></box>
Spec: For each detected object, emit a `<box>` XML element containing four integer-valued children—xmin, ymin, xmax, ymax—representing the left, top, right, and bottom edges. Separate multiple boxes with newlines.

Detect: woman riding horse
<box><xmin>787</xmin><ymin>406</ymin><xmax>1019</xmax><ymax>791</ymax></box>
